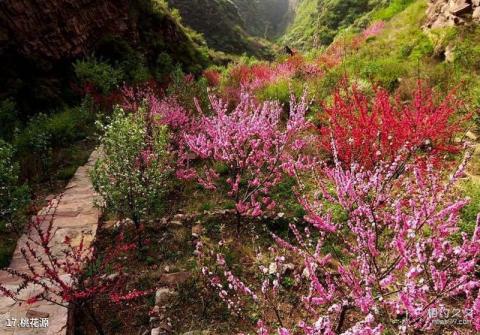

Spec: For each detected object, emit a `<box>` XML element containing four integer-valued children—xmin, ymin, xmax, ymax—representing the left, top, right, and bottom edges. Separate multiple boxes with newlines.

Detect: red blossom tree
<box><xmin>0</xmin><ymin>197</ymin><xmax>149</xmax><ymax>335</ymax></box>
<box><xmin>319</xmin><ymin>82</ymin><xmax>467</xmax><ymax>169</ymax></box>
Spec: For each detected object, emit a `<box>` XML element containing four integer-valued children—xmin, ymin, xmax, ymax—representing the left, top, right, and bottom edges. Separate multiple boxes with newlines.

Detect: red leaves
<box><xmin>203</xmin><ymin>69</ymin><xmax>221</xmax><ymax>87</ymax></box>
<box><xmin>319</xmin><ymin>82</ymin><xmax>467</xmax><ymax>169</ymax></box>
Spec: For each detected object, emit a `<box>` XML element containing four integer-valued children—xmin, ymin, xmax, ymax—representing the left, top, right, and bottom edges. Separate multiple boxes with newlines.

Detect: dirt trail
<box><xmin>0</xmin><ymin>150</ymin><xmax>101</xmax><ymax>335</ymax></box>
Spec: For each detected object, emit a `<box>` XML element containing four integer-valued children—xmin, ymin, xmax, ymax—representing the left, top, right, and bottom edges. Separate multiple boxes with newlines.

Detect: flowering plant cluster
<box><xmin>217</xmin><ymin>20</ymin><xmax>385</xmax><ymax>101</ymax></box>
<box><xmin>221</xmin><ymin>56</ymin><xmax>323</xmax><ymax>103</ymax></box>
<box><xmin>319</xmin><ymin>82</ymin><xmax>465</xmax><ymax>169</ymax></box>
<box><xmin>177</xmin><ymin>91</ymin><xmax>315</xmax><ymax>218</ymax></box>
<box><xmin>198</xmin><ymin>149</ymin><xmax>480</xmax><ymax>334</ymax></box>
<box><xmin>91</xmin><ymin>105</ymin><xmax>172</xmax><ymax>246</ymax></box>
<box><xmin>319</xmin><ymin>21</ymin><xmax>385</xmax><ymax>68</ymax></box>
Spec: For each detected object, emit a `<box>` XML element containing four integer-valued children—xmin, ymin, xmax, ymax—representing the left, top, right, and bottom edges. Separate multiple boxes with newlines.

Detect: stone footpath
<box><xmin>0</xmin><ymin>150</ymin><xmax>101</xmax><ymax>335</ymax></box>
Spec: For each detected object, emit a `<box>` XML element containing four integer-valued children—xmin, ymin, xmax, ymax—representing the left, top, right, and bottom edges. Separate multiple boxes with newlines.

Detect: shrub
<box><xmin>155</xmin><ymin>52</ymin><xmax>175</xmax><ymax>81</ymax></box>
<box><xmin>372</xmin><ymin>0</ymin><xmax>415</xmax><ymax>21</ymax></box>
<box><xmin>91</xmin><ymin>106</ymin><xmax>172</xmax><ymax>242</ymax></box>
<box><xmin>178</xmin><ymin>92</ymin><xmax>315</xmax><ymax>219</ymax></box>
<box><xmin>319</xmin><ymin>82</ymin><xmax>465</xmax><ymax>169</ymax></box>
<box><xmin>0</xmin><ymin>99</ymin><xmax>18</xmax><ymax>141</ymax></box>
<box><xmin>460</xmin><ymin>180</ymin><xmax>480</xmax><ymax>236</ymax></box>
<box><xmin>0</xmin><ymin>198</ymin><xmax>147</xmax><ymax>335</ymax></box>
<box><xmin>14</xmin><ymin>104</ymin><xmax>94</xmax><ymax>181</ymax></box>
<box><xmin>167</xmin><ymin>66</ymin><xmax>210</xmax><ymax>113</ymax></box>
<box><xmin>0</xmin><ymin>139</ymin><xmax>29</xmax><ymax>234</ymax></box>
<box><xmin>74</xmin><ymin>58</ymin><xmax>124</xmax><ymax>94</ymax></box>
<box><xmin>14</xmin><ymin>114</ymin><xmax>53</xmax><ymax>181</ymax></box>
<box><xmin>359</xmin><ymin>58</ymin><xmax>406</xmax><ymax>91</ymax></box>
<box><xmin>200</xmin><ymin>152</ymin><xmax>480</xmax><ymax>333</ymax></box>
<box><xmin>203</xmin><ymin>69</ymin><xmax>221</xmax><ymax>87</ymax></box>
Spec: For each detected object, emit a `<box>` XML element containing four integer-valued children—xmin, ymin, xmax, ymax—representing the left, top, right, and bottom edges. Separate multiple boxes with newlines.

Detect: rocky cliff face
<box><xmin>0</xmin><ymin>0</ymin><xmax>208</xmax><ymax>117</ymax></box>
<box><xmin>425</xmin><ymin>0</ymin><xmax>480</xmax><ymax>28</ymax></box>
<box><xmin>0</xmin><ymin>0</ymin><xmax>136</xmax><ymax>60</ymax></box>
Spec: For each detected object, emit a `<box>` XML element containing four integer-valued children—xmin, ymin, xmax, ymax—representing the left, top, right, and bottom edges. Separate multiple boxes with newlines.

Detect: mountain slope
<box><xmin>167</xmin><ymin>0</ymin><xmax>274</xmax><ymax>57</ymax></box>
<box><xmin>282</xmin><ymin>0</ymin><xmax>399</xmax><ymax>49</ymax></box>
<box><xmin>233</xmin><ymin>0</ymin><xmax>291</xmax><ymax>38</ymax></box>
<box><xmin>167</xmin><ymin>0</ymin><xmax>295</xmax><ymax>57</ymax></box>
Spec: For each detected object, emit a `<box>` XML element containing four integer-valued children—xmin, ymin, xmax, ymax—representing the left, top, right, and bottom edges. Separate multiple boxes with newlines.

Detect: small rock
<box><xmin>173</xmin><ymin>213</ymin><xmax>185</xmax><ymax>220</ymax></box>
<box><xmin>444</xmin><ymin>44</ymin><xmax>455</xmax><ymax>62</ymax></box>
<box><xmin>466</xmin><ymin>131</ymin><xmax>478</xmax><ymax>141</ymax></box>
<box><xmin>155</xmin><ymin>287</ymin><xmax>176</xmax><ymax>305</ymax></box>
<box><xmin>268</xmin><ymin>262</ymin><xmax>277</xmax><ymax>275</ymax></box>
<box><xmin>45</xmin><ymin>194</ymin><xmax>55</xmax><ymax>201</ymax></box>
<box><xmin>277</xmin><ymin>212</ymin><xmax>285</xmax><ymax>218</ymax></box>
<box><xmin>158</xmin><ymin>271</ymin><xmax>191</xmax><ymax>286</ymax></box>
<box><xmin>192</xmin><ymin>224</ymin><xmax>203</xmax><ymax>238</ymax></box>
<box><xmin>103</xmin><ymin>220</ymin><xmax>117</xmax><ymax>229</ymax></box>
<box><xmin>302</xmin><ymin>266</ymin><xmax>310</xmax><ymax>278</ymax></box>
<box><xmin>151</xmin><ymin>327</ymin><xmax>161</xmax><ymax>335</ymax></box>
<box><xmin>164</xmin><ymin>265</ymin><xmax>170</xmax><ymax>273</ymax></box>
<box><xmin>474</xmin><ymin>7</ymin><xmax>480</xmax><ymax>19</ymax></box>
<box><xmin>284</xmin><ymin>263</ymin><xmax>295</xmax><ymax>273</ymax></box>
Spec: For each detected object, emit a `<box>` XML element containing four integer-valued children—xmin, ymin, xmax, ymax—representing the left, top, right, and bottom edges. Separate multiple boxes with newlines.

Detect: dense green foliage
<box><xmin>91</xmin><ymin>108</ymin><xmax>172</xmax><ymax>225</ymax></box>
<box><xmin>0</xmin><ymin>140</ymin><xmax>29</xmax><ymax>234</ymax></box>
<box><xmin>282</xmin><ymin>0</ymin><xmax>417</xmax><ymax>49</ymax></box>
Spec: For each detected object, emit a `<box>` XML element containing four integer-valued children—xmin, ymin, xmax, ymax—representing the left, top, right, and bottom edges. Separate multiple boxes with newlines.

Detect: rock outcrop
<box><xmin>425</xmin><ymin>0</ymin><xmax>480</xmax><ymax>28</ymax></box>
<box><xmin>0</xmin><ymin>0</ymin><xmax>208</xmax><ymax>119</ymax></box>
<box><xmin>0</xmin><ymin>0</ymin><xmax>135</xmax><ymax>60</ymax></box>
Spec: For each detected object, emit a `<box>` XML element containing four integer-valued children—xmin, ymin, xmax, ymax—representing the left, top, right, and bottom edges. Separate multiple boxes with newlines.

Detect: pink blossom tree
<box><xmin>178</xmin><ymin>92</ymin><xmax>315</xmax><ymax>218</ymax></box>
<box><xmin>199</xmin><ymin>149</ymin><xmax>480</xmax><ymax>334</ymax></box>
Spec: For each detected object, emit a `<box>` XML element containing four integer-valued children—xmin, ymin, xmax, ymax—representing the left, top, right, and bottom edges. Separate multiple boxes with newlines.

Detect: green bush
<box><xmin>155</xmin><ymin>52</ymin><xmax>175</xmax><ymax>81</ymax></box>
<box><xmin>454</xmin><ymin>40</ymin><xmax>480</xmax><ymax>71</ymax></box>
<box><xmin>372</xmin><ymin>0</ymin><xmax>415</xmax><ymax>21</ymax></box>
<box><xmin>167</xmin><ymin>66</ymin><xmax>210</xmax><ymax>113</ymax></box>
<box><xmin>74</xmin><ymin>58</ymin><xmax>124</xmax><ymax>94</ymax></box>
<box><xmin>460</xmin><ymin>180</ymin><xmax>480</xmax><ymax>237</ymax></box>
<box><xmin>0</xmin><ymin>99</ymin><xmax>19</xmax><ymax>141</ymax></box>
<box><xmin>359</xmin><ymin>58</ymin><xmax>406</xmax><ymax>91</ymax></box>
<box><xmin>91</xmin><ymin>107</ymin><xmax>172</xmax><ymax>227</ymax></box>
<box><xmin>14</xmin><ymin>103</ymin><xmax>94</xmax><ymax>181</ymax></box>
<box><xmin>0</xmin><ymin>140</ymin><xmax>29</xmax><ymax>234</ymax></box>
<box><xmin>256</xmin><ymin>78</ymin><xmax>303</xmax><ymax>105</ymax></box>
<box><xmin>14</xmin><ymin>113</ymin><xmax>54</xmax><ymax>181</ymax></box>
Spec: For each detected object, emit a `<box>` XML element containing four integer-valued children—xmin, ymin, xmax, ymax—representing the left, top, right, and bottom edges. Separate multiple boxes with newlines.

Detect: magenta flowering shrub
<box><xmin>199</xmin><ymin>150</ymin><xmax>480</xmax><ymax>334</ymax></box>
<box><xmin>178</xmin><ymin>91</ymin><xmax>315</xmax><ymax>217</ymax></box>
<box><xmin>362</xmin><ymin>21</ymin><xmax>386</xmax><ymax>39</ymax></box>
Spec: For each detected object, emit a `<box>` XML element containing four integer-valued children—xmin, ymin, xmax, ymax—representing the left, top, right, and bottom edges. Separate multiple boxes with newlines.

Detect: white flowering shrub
<box><xmin>91</xmin><ymin>107</ymin><xmax>172</xmax><ymax>230</ymax></box>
